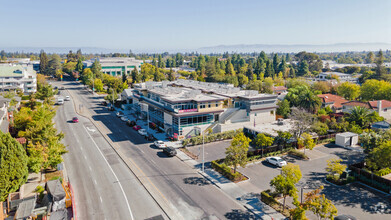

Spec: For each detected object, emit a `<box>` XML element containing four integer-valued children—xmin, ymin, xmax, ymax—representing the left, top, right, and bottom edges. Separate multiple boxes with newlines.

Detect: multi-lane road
<box><xmin>53</xmin><ymin>78</ymin><xmax>248</xmax><ymax>220</ymax></box>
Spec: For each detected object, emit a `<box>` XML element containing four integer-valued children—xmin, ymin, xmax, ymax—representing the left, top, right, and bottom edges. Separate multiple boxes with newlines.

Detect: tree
<box><xmin>255</xmin><ymin>133</ymin><xmax>274</xmax><ymax>152</ymax></box>
<box><xmin>237</xmin><ymin>74</ymin><xmax>249</xmax><ymax>87</ymax></box>
<box><xmin>94</xmin><ymin>78</ymin><xmax>104</xmax><ymax>92</ymax></box>
<box><xmin>366</xmin><ymin>140</ymin><xmax>391</xmax><ymax>171</ymax></box>
<box><xmin>273</xmin><ymin>54</ymin><xmax>280</xmax><ymax>74</ymax></box>
<box><xmin>76</xmin><ymin>58</ymin><xmax>83</xmax><ymax>73</ymax></box>
<box><xmin>270</xmin><ymin>163</ymin><xmax>302</xmax><ymax>212</ymax></box>
<box><xmin>375</xmin><ymin>50</ymin><xmax>386</xmax><ymax>79</ymax></box>
<box><xmin>39</xmin><ymin>50</ymin><xmax>49</xmax><ymax>75</ymax></box>
<box><xmin>91</xmin><ymin>59</ymin><xmax>102</xmax><ymax>79</ymax></box>
<box><xmin>131</xmin><ymin>67</ymin><xmax>141</xmax><ymax>83</ymax></box>
<box><xmin>225</xmin><ymin>58</ymin><xmax>236</xmax><ymax>76</ymax></box>
<box><xmin>347</xmin><ymin>106</ymin><xmax>372</xmax><ymax>128</ymax></box>
<box><xmin>262</xmin><ymin>77</ymin><xmax>274</xmax><ymax>94</ymax></box>
<box><xmin>298</xmin><ymin>133</ymin><xmax>315</xmax><ymax>155</ymax></box>
<box><xmin>289</xmin><ymin>108</ymin><xmax>314</xmax><ymax>139</ymax></box>
<box><xmin>325</xmin><ymin>159</ymin><xmax>346</xmax><ymax>181</ymax></box>
<box><xmin>225</xmin><ymin>132</ymin><xmax>251</xmax><ymax>173</ymax></box>
<box><xmin>360</xmin><ymin>79</ymin><xmax>391</xmax><ymax>101</ymax></box>
<box><xmin>276</xmin><ymin>100</ymin><xmax>291</xmax><ymax>118</ymax></box>
<box><xmin>303</xmin><ymin>186</ymin><xmax>338</xmax><ymax>220</ymax></box>
<box><xmin>81</xmin><ymin>68</ymin><xmax>93</xmax><ymax>85</ymax></box>
<box><xmin>298</xmin><ymin>60</ymin><xmax>310</xmax><ymax>76</ymax></box>
<box><xmin>168</xmin><ymin>68</ymin><xmax>175</xmax><ymax>81</ymax></box>
<box><xmin>297</xmin><ymin>89</ymin><xmax>321</xmax><ymax>113</ymax></box>
<box><xmin>0</xmin><ymin>132</ymin><xmax>29</xmax><ymax>201</ymax></box>
<box><xmin>276</xmin><ymin>131</ymin><xmax>292</xmax><ymax>151</ymax></box>
<box><xmin>365</xmin><ymin>51</ymin><xmax>375</xmax><ymax>64</ymax></box>
<box><xmin>312</xmin><ymin>81</ymin><xmax>331</xmax><ymax>94</ymax></box>
<box><xmin>337</xmin><ymin>82</ymin><xmax>360</xmax><ymax>100</ymax></box>
<box><xmin>48</xmin><ymin>54</ymin><xmax>61</xmax><ymax>76</ymax></box>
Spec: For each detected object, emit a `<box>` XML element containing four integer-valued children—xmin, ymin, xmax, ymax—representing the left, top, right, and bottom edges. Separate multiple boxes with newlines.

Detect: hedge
<box><xmin>260</xmin><ymin>190</ymin><xmax>290</xmax><ymax>217</ymax></box>
<box><xmin>182</xmin><ymin>129</ymin><xmax>243</xmax><ymax>147</ymax></box>
<box><xmin>375</xmin><ymin>168</ymin><xmax>391</xmax><ymax>177</ymax></box>
<box><xmin>211</xmin><ymin>160</ymin><xmax>244</xmax><ymax>182</ymax></box>
<box><xmin>21</xmin><ymin>95</ymin><xmax>29</xmax><ymax>100</ymax></box>
<box><xmin>287</xmin><ymin>149</ymin><xmax>309</xmax><ymax>160</ymax></box>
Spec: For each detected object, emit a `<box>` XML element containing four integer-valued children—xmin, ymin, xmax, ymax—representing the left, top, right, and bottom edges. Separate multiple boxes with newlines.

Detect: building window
<box><xmin>208</xmin><ymin>102</ymin><xmax>211</xmax><ymax>108</ymax></box>
<box><xmin>270</xmin><ymin>110</ymin><xmax>274</xmax><ymax>115</ymax></box>
<box><xmin>215</xmin><ymin>102</ymin><xmax>219</xmax><ymax>107</ymax></box>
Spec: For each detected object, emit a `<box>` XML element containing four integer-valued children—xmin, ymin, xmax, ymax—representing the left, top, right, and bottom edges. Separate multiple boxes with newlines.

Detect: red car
<box><xmin>133</xmin><ymin>125</ymin><xmax>141</xmax><ymax>131</ymax></box>
<box><xmin>72</xmin><ymin>117</ymin><xmax>79</xmax><ymax>123</ymax></box>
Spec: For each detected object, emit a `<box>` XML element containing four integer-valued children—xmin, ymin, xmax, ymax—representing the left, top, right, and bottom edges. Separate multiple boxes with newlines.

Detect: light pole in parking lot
<box><xmin>195</xmin><ymin>126</ymin><xmax>205</xmax><ymax>173</ymax></box>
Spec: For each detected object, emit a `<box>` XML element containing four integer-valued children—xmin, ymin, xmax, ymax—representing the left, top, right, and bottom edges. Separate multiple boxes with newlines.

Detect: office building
<box><xmin>131</xmin><ymin>80</ymin><xmax>278</xmax><ymax>139</ymax></box>
<box><xmin>0</xmin><ymin>64</ymin><xmax>37</xmax><ymax>93</ymax></box>
<box><xmin>83</xmin><ymin>57</ymin><xmax>143</xmax><ymax>76</ymax></box>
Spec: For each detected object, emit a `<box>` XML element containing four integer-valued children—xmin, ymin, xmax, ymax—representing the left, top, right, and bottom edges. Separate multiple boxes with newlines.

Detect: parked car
<box><xmin>126</xmin><ymin>120</ymin><xmax>136</xmax><ymax>127</ymax></box>
<box><xmin>60</xmin><ymin>87</ymin><xmax>65</xmax><ymax>90</ymax></box>
<box><xmin>108</xmin><ymin>106</ymin><xmax>115</xmax><ymax>111</ymax></box>
<box><xmin>72</xmin><ymin>117</ymin><xmax>79</xmax><ymax>123</ymax></box>
<box><xmin>146</xmin><ymin>134</ymin><xmax>156</xmax><ymax>141</ymax></box>
<box><xmin>120</xmin><ymin>116</ymin><xmax>128</xmax><ymax>122</ymax></box>
<box><xmin>265</xmin><ymin>156</ymin><xmax>287</xmax><ymax>167</ymax></box>
<box><xmin>138</xmin><ymin>129</ymin><xmax>147</xmax><ymax>136</ymax></box>
<box><xmin>116</xmin><ymin>111</ymin><xmax>124</xmax><ymax>117</ymax></box>
<box><xmin>335</xmin><ymin>215</ymin><xmax>357</xmax><ymax>220</ymax></box>
<box><xmin>133</xmin><ymin>125</ymin><xmax>141</xmax><ymax>131</ymax></box>
<box><xmin>65</xmin><ymin>96</ymin><xmax>71</xmax><ymax>101</ymax></box>
<box><xmin>101</xmin><ymin>101</ymin><xmax>108</xmax><ymax>106</ymax></box>
<box><xmin>154</xmin><ymin>140</ymin><xmax>166</xmax><ymax>148</ymax></box>
<box><xmin>163</xmin><ymin>146</ymin><xmax>177</xmax><ymax>157</ymax></box>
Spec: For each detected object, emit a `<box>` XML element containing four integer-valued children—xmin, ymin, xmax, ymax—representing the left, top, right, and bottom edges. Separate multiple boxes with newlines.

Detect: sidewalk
<box><xmin>177</xmin><ymin>151</ymin><xmax>286</xmax><ymax>220</ymax></box>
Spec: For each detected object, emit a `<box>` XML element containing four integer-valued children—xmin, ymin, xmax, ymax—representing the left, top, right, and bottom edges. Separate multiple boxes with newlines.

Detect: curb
<box><xmin>65</xmin><ymin>85</ymin><xmax>174</xmax><ymax>220</ymax></box>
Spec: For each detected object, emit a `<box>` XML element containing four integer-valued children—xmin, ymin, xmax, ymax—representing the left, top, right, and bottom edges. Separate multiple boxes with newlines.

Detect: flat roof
<box><xmin>0</xmin><ymin>64</ymin><xmax>33</xmax><ymax>77</ymax></box>
<box><xmin>336</xmin><ymin>132</ymin><xmax>358</xmax><ymax>137</ymax></box>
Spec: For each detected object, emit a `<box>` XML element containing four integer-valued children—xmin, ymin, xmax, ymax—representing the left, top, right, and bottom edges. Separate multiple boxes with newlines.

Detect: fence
<box><xmin>349</xmin><ymin>162</ymin><xmax>391</xmax><ymax>194</ymax></box>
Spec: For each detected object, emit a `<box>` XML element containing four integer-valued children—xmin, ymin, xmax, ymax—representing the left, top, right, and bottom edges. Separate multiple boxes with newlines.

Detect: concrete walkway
<box><xmin>177</xmin><ymin>150</ymin><xmax>286</xmax><ymax>220</ymax></box>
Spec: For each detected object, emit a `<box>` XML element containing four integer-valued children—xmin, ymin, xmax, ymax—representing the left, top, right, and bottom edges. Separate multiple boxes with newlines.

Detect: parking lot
<box><xmin>186</xmin><ymin>140</ymin><xmax>391</xmax><ymax>219</ymax></box>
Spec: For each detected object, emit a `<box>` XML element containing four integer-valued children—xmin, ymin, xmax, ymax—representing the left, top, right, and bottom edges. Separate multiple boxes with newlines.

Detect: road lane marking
<box><xmin>94</xmin><ymin>179</ymin><xmax>97</xmax><ymax>185</ymax></box>
<box><xmin>88</xmin><ymin>166</ymin><xmax>92</xmax><ymax>171</ymax></box>
<box><xmin>100</xmin><ymin>196</ymin><xmax>103</xmax><ymax>203</ymax></box>
<box><xmin>87</xmin><ymin>127</ymin><xmax>96</xmax><ymax>133</ymax></box>
<box><xmin>83</xmin><ymin>125</ymin><xmax>134</xmax><ymax>220</ymax></box>
<box><xmin>84</xmin><ymin>155</ymin><xmax>87</xmax><ymax>160</ymax></box>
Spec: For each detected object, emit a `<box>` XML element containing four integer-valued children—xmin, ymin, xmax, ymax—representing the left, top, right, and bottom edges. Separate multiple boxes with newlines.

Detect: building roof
<box><xmin>121</xmin><ymin>89</ymin><xmax>133</xmax><ymax>97</ymax></box>
<box><xmin>317</xmin><ymin>94</ymin><xmax>347</xmax><ymax>109</ymax></box>
<box><xmin>341</xmin><ymin>101</ymin><xmax>370</xmax><ymax>108</ymax></box>
<box><xmin>0</xmin><ymin>65</ymin><xmax>29</xmax><ymax>77</ymax></box>
<box><xmin>371</xmin><ymin>121</ymin><xmax>390</xmax><ymax>129</ymax></box>
<box><xmin>336</xmin><ymin>132</ymin><xmax>358</xmax><ymax>138</ymax></box>
<box><xmin>272</xmin><ymin>86</ymin><xmax>287</xmax><ymax>91</ymax></box>
<box><xmin>368</xmin><ymin>100</ymin><xmax>391</xmax><ymax>109</ymax></box>
<box><xmin>320</xmin><ymin>72</ymin><xmax>351</xmax><ymax>77</ymax></box>
<box><xmin>15</xmin><ymin>196</ymin><xmax>36</xmax><ymax>220</ymax></box>
<box><xmin>50</xmin><ymin>209</ymin><xmax>68</xmax><ymax>220</ymax></box>
<box><xmin>46</xmin><ymin>179</ymin><xmax>66</xmax><ymax>202</ymax></box>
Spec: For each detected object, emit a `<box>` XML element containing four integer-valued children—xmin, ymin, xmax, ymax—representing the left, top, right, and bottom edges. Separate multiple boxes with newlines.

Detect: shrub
<box><xmin>182</xmin><ymin>129</ymin><xmax>243</xmax><ymax>147</ymax></box>
<box><xmin>261</xmin><ymin>190</ymin><xmax>291</xmax><ymax>217</ymax></box>
<box><xmin>35</xmin><ymin>185</ymin><xmax>44</xmax><ymax>194</ymax></box>
<box><xmin>375</xmin><ymin>168</ymin><xmax>391</xmax><ymax>176</ymax></box>
<box><xmin>288</xmin><ymin>149</ymin><xmax>309</xmax><ymax>160</ymax></box>
<box><xmin>21</xmin><ymin>95</ymin><xmax>29</xmax><ymax>100</ymax></box>
<box><xmin>211</xmin><ymin>160</ymin><xmax>245</xmax><ymax>182</ymax></box>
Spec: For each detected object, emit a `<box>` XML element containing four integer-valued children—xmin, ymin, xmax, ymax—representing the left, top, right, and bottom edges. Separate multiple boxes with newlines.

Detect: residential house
<box><xmin>317</xmin><ymin>93</ymin><xmax>347</xmax><ymax>113</ymax></box>
<box><xmin>342</xmin><ymin>100</ymin><xmax>391</xmax><ymax>121</ymax></box>
<box><xmin>272</xmin><ymin>86</ymin><xmax>287</xmax><ymax>95</ymax></box>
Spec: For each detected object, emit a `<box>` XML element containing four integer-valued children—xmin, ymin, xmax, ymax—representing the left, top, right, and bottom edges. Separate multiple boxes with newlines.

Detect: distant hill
<box><xmin>2</xmin><ymin>43</ymin><xmax>391</xmax><ymax>54</ymax></box>
<box><xmin>197</xmin><ymin>43</ymin><xmax>391</xmax><ymax>53</ymax></box>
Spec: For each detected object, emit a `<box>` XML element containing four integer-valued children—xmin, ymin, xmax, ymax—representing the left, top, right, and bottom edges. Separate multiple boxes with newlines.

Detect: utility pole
<box><xmin>202</xmin><ymin>130</ymin><xmax>205</xmax><ymax>173</ymax></box>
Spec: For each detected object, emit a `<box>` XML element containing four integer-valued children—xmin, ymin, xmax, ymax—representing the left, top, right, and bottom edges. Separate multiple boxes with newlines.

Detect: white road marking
<box><xmin>139</xmin><ymin>149</ymin><xmax>145</xmax><ymax>154</ymax></box>
<box><xmin>100</xmin><ymin>196</ymin><xmax>103</xmax><ymax>203</ymax></box>
<box><xmin>82</xmin><ymin>125</ymin><xmax>134</xmax><ymax>220</ymax></box>
<box><xmin>88</xmin><ymin>166</ymin><xmax>92</xmax><ymax>171</ymax></box>
<box><xmin>84</xmin><ymin>155</ymin><xmax>87</xmax><ymax>160</ymax></box>
<box><xmin>94</xmin><ymin>179</ymin><xmax>97</xmax><ymax>185</ymax></box>
<box><xmin>86</xmin><ymin>127</ymin><xmax>96</xmax><ymax>133</ymax></box>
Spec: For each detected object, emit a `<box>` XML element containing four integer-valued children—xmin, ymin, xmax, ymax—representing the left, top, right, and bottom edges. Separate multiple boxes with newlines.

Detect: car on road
<box><xmin>116</xmin><ymin>111</ymin><xmax>124</xmax><ymax>117</ymax></box>
<box><xmin>265</xmin><ymin>156</ymin><xmax>287</xmax><ymax>167</ymax></box>
<box><xmin>163</xmin><ymin>146</ymin><xmax>177</xmax><ymax>157</ymax></box>
<box><xmin>65</xmin><ymin>96</ymin><xmax>71</xmax><ymax>101</ymax></box>
<box><xmin>133</xmin><ymin>125</ymin><xmax>141</xmax><ymax>131</ymax></box>
<box><xmin>335</xmin><ymin>215</ymin><xmax>357</xmax><ymax>220</ymax></box>
<box><xmin>138</xmin><ymin>129</ymin><xmax>147</xmax><ymax>136</ymax></box>
<box><xmin>72</xmin><ymin>117</ymin><xmax>79</xmax><ymax>123</ymax></box>
<box><xmin>126</xmin><ymin>120</ymin><xmax>136</xmax><ymax>127</ymax></box>
<box><xmin>154</xmin><ymin>140</ymin><xmax>166</xmax><ymax>148</ymax></box>
<box><xmin>120</xmin><ymin>116</ymin><xmax>128</xmax><ymax>122</ymax></box>
<box><xmin>57</xmin><ymin>98</ymin><xmax>64</xmax><ymax>105</ymax></box>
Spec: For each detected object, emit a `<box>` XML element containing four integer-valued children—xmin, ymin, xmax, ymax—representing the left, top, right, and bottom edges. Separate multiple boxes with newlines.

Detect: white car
<box><xmin>266</xmin><ymin>156</ymin><xmax>287</xmax><ymax>167</ymax></box>
<box><xmin>154</xmin><ymin>140</ymin><xmax>166</xmax><ymax>148</ymax></box>
<box><xmin>138</xmin><ymin>129</ymin><xmax>147</xmax><ymax>136</ymax></box>
<box><xmin>65</xmin><ymin>96</ymin><xmax>71</xmax><ymax>101</ymax></box>
<box><xmin>120</xmin><ymin>116</ymin><xmax>128</xmax><ymax>122</ymax></box>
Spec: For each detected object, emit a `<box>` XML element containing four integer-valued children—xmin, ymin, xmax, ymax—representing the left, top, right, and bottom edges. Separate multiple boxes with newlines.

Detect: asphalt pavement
<box><xmin>55</xmin><ymin>78</ymin><xmax>249</xmax><ymax>220</ymax></box>
<box><xmin>54</xmin><ymin>85</ymin><xmax>167</xmax><ymax>220</ymax></box>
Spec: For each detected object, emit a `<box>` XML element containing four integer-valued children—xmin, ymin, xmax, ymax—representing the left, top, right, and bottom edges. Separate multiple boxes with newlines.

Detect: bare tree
<box><xmin>289</xmin><ymin>107</ymin><xmax>314</xmax><ymax>139</ymax></box>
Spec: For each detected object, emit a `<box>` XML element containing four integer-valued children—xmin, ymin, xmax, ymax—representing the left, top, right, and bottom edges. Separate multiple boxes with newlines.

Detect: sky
<box><xmin>0</xmin><ymin>0</ymin><xmax>390</xmax><ymax>52</ymax></box>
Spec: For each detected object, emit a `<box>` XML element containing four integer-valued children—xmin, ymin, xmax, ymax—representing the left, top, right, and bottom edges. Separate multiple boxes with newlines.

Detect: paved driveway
<box><xmin>186</xmin><ymin>140</ymin><xmax>231</xmax><ymax>163</ymax></box>
<box><xmin>237</xmin><ymin>144</ymin><xmax>391</xmax><ymax>219</ymax></box>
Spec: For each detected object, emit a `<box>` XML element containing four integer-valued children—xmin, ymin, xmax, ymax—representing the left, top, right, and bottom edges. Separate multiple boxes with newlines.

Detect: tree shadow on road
<box><xmin>183</xmin><ymin>176</ymin><xmax>211</xmax><ymax>186</ymax></box>
<box><xmin>224</xmin><ymin>209</ymin><xmax>257</xmax><ymax>220</ymax></box>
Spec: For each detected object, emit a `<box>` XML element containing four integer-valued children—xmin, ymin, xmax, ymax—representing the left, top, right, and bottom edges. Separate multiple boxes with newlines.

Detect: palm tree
<box><xmin>348</xmin><ymin>106</ymin><xmax>371</xmax><ymax>127</ymax></box>
<box><xmin>298</xmin><ymin>90</ymin><xmax>321</xmax><ymax>113</ymax></box>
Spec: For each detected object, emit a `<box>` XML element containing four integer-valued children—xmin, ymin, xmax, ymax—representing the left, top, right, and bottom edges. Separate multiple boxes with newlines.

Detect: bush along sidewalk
<box><xmin>211</xmin><ymin>160</ymin><xmax>248</xmax><ymax>183</ymax></box>
<box><xmin>287</xmin><ymin>149</ymin><xmax>309</xmax><ymax>160</ymax></box>
<box><xmin>182</xmin><ymin>129</ymin><xmax>243</xmax><ymax>147</ymax></box>
<box><xmin>260</xmin><ymin>190</ymin><xmax>291</xmax><ymax>218</ymax></box>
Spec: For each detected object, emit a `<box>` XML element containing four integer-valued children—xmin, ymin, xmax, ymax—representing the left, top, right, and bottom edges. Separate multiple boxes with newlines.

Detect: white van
<box><xmin>57</xmin><ymin>98</ymin><xmax>64</xmax><ymax>105</ymax></box>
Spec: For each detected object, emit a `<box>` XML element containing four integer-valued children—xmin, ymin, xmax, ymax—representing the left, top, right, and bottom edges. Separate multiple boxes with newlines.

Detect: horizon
<box><xmin>1</xmin><ymin>0</ymin><xmax>390</xmax><ymax>52</ymax></box>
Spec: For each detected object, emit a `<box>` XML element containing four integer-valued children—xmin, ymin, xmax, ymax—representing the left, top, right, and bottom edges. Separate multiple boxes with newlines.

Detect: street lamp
<box><xmin>195</xmin><ymin>126</ymin><xmax>205</xmax><ymax>173</ymax></box>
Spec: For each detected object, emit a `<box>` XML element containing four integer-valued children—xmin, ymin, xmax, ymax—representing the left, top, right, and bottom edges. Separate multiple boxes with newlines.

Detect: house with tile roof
<box><xmin>317</xmin><ymin>93</ymin><xmax>348</xmax><ymax>112</ymax></box>
<box><xmin>272</xmin><ymin>86</ymin><xmax>287</xmax><ymax>95</ymax></box>
<box><xmin>341</xmin><ymin>100</ymin><xmax>391</xmax><ymax>121</ymax></box>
